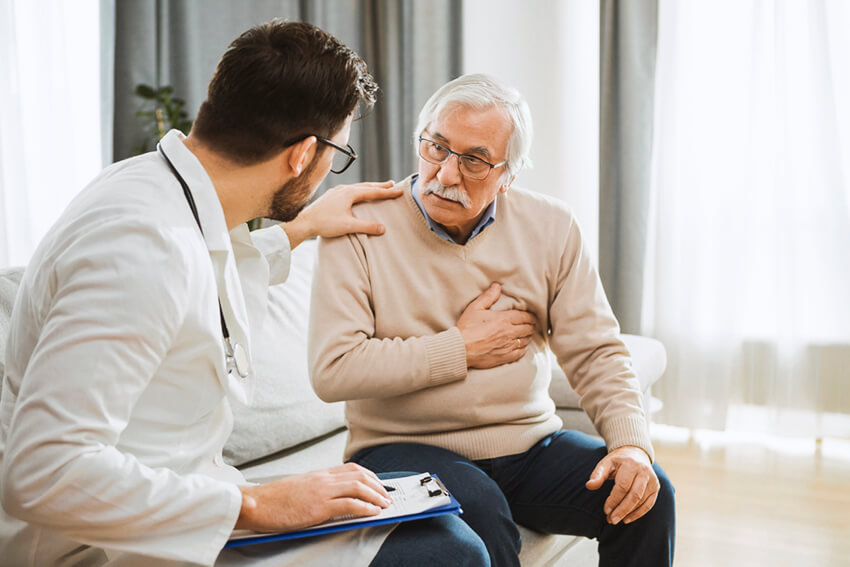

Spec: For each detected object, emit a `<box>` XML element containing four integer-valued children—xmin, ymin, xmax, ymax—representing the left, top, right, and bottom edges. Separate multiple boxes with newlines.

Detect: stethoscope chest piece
<box><xmin>159</xmin><ymin>141</ymin><xmax>252</xmax><ymax>381</ymax></box>
<box><xmin>228</xmin><ymin>341</ymin><xmax>250</xmax><ymax>378</ymax></box>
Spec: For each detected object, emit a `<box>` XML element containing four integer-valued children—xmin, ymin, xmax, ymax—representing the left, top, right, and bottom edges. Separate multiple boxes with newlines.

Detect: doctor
<box><xmin>0</xmin><ymin>20</ymin><xmax>487</xmax><ymax>567</ymax></box>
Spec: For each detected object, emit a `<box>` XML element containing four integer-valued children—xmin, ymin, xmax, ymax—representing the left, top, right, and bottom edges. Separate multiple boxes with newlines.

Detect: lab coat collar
<box><xmin>158</xmin><ymin>130</ymin><xmax>231</xmax><ymax>252</ymax></box>
<box><xmin>158</xmin><ymin>130</ymin><xmax>255</xmax><ymax>404</ymax></box>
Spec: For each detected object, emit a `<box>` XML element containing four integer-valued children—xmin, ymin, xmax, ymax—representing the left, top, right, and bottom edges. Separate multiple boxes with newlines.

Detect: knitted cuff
<box><xmin>600</xmin><ymin>414</ymin><xmax>656</xmax><ymax>463</ymax></box>
<box><xmin>422</xmin><ymin>327</ymin><xmax>468</xmax><ymax>386</ymax></box>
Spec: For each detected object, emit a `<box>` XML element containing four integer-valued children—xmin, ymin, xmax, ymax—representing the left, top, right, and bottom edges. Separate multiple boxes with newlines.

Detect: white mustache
<box><xmin>422</xmin><ymin>180</ymin><xmax>472</xmax><ymax>209</ymax></box>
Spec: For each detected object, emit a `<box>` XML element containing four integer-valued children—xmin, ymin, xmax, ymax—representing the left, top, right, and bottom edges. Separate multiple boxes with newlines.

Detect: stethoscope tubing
<box><xmin>157</xmin><ymin>142</ymin><xmax>249</xmax><ymax>378</ymax></box>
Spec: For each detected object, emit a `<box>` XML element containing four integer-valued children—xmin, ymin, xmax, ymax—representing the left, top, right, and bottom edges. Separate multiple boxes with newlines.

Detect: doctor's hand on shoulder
<box><xmin>281</xmin><ymin>180</ymin><xmax>402</xmax><ymax>249</ymax></box>
<box><xmin>235</xmin><ymin>462</ymin><xmax>392</xmax><ymax>533</ymax></box>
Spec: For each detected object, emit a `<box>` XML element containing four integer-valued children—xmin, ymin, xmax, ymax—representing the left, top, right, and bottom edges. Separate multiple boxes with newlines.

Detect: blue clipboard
<box><xmin>224</xmin><ymin>474</ymin><xmax>462</xmax><ymax>549</ymax></box>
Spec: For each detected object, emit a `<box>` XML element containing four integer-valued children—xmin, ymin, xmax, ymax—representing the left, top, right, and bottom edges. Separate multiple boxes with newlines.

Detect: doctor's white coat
<box><xmin>0</xmin><ymin>131</ymin><xmax>389</xmax><ymax>566</ymax></box>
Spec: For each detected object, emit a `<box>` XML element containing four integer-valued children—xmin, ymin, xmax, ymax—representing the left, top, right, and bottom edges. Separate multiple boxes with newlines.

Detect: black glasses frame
<box><xmin>417</xmin><ymin>135</ymin><xmax>507</xmax><ymax>181</ymax></box>
<box><xmin>282</xmin><ymin>134</ymin><xmax>358</xmax><ymax>174</ymax></box>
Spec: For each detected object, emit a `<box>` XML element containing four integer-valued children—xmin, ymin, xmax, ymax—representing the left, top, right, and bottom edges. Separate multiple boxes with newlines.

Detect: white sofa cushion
<box><xmin>223</xmin><ymin>239</ymin><xmax>345</xmax><ymax>466</ymax></box>
<box><xmin>548</xmin><ymin>334</ymin><xmax>666</xmax><ymax>408</ymax></box>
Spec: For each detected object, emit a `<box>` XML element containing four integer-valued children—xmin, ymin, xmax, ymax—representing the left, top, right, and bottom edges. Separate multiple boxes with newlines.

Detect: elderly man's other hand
<box><xmin>457</xmin><ymin>283</ymin><xmax>538</xmax><ymax>369</ymax></box>
<box><xmin>235</xmin><ymin>462</ymin><xmax>392</xmax><ymax>533</ymax></box>
<box><xmin>585</xmin><ymin>445</ymin><xmax>660</xmax><ymax>525</ymax></box>
<box><xmin>281</xmin><ymin>180</ymin><xmax>402</xmax><ymax>248</ymax></box>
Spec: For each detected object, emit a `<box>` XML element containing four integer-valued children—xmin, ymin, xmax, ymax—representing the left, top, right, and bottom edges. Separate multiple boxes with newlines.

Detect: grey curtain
<box><xmin>112</xmin><ymin>0</ymin><xmax>462</xmax><ymax>188</ymax></box>
<box><xmin>599</xmin><ymin>0</ymin><xmax>658</xmax><ymax>334</ymax></box>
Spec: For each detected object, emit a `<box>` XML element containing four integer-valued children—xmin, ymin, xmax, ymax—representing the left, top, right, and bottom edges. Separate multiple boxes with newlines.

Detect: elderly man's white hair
<box><xmin>414</xmin><ymin>73</ymin><xmax>533</xmax><ymax>184</ymax></box>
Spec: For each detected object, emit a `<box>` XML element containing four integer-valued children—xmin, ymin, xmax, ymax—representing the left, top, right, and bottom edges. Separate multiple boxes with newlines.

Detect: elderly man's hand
<box><xmin>457</xmin><ymin>283</ymin><xmax>537</xmax><ymax>369</ymax></box>
<box><xmin>585</xmin><ymin>445</ymin><xmax>660</xmax><ymax>525</ymax></box>
<box><xmin>281</xmin><ymin>181</ymin><xmax>402</xmax><ymax>248</ymax></box>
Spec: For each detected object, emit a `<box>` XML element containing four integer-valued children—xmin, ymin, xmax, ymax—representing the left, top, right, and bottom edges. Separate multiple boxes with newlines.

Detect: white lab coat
<box><xmin>0</xmin><ymin>131</ymin><xmax>389</xmax><ymax>566</ymax></box>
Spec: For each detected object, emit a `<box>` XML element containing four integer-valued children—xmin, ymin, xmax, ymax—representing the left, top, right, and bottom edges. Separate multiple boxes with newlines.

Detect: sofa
<box><xmin>0</xmin><ymin>238</ymin><xmax>666</xmax><ymax>566</ymax></box>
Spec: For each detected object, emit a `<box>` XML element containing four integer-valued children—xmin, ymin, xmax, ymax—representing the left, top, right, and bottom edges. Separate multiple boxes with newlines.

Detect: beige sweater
<box><xmin>308</xmin><ymin>176</ymin><xmax>653</xmax><ymax>461</ymax></box>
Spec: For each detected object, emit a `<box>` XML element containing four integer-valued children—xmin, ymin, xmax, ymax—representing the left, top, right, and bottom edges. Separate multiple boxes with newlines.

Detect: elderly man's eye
<box><xmin>462</xmin><ymin>156</ymin><xmax>487</xmax><ymax>169</ymax></box>
<box><xmin>428</xmin><ymin>142</ymin><xmax>448</xmax><ymax>155</ymax></box>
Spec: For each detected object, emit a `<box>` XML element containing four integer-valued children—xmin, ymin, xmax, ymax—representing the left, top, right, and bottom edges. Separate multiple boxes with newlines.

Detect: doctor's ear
<box><xmin>500</xmin><ymin>175</ymin><xmax>515</xmax><ymax>193</ymax></box>
<box><xmin>286</xmin><ymin>136</ymin><xmax>317</xmax><ymax>176</ymax></box>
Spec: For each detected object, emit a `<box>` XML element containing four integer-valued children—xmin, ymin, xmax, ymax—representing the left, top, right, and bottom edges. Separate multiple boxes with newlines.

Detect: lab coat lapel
<box><xmin>159</xmin><ymin>131</ymin><xmax>255</xmax><ymax>404</ymax></box>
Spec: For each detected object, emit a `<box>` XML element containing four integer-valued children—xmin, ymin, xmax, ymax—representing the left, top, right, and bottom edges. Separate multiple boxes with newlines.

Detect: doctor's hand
<box><xmin>235</xmin><ymin>462</ymin><xmax>392</xmax><ymax>533</ymax></box>
<box><xmin>585</xmin><ymin>445</ymin><xmax>659</xmax><ymax>525</ymax></box>
<box><xmin>281</xmin><ymin>180</ymin><xmax>402</xmax><ymax>249</ymax></box>
<box><xmin>457</xmin><ymin>283</ymin><xmax>538</xmax><ymax>369</ymax></box>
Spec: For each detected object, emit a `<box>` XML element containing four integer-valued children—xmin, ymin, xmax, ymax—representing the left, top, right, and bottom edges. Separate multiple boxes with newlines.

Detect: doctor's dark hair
<box><xmin>191</xmin><ymin>20</ymin><xmax>377</xmax><ymax>165</ymax></box>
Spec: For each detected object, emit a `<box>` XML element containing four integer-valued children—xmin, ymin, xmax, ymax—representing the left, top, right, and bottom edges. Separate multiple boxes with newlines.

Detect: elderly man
<box><xmin>309</xmin><ymin>74</ymin><xmax>675</xmax><ymax>566</ymax></box>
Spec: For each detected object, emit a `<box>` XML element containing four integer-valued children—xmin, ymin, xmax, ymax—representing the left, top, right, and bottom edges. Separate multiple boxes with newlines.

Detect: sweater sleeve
<box><xmin>547</xmin><ymin>218</ymin><xmax>655</xmax><ymax>462</ymax></box>
<box><xmin>308</xmin><ymin>233</ymin><xmax>467</xmax><ymax>402</ymax></box>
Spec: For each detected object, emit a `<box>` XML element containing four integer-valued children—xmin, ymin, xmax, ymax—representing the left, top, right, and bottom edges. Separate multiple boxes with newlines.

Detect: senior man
<box><xmin>309</xmin><ymin>74</ymin><xmax>675</xmax><ymax>567</ymax></box>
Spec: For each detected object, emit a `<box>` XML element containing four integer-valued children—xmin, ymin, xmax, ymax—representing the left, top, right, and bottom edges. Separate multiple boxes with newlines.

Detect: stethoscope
<box><xmin>157</xmin><ymin>142</ymin><xmax>250</xmax><ymax>379</ymax></box>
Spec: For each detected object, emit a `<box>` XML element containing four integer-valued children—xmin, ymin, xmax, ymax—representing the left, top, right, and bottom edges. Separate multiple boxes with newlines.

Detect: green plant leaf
<box><xmin>135</xmin><ymin>84</ymin><xmax>156</xmax><ymax>98</ymax></box>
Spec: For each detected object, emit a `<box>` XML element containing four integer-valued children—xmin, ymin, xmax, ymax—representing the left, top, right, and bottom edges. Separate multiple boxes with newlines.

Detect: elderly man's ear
<box><xmin>500</xmin><ymin>176</ymin><xmax>515</xmax><ymax>193</ymax></box>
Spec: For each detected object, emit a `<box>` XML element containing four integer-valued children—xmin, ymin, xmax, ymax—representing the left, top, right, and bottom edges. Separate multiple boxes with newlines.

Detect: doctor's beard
<box><xmin>266</xmin><ymin>155</ymin><xmax>321</xmax><ymax>222</ymax></box>
<box><xmin>421</xmin><ymin>178</ymin><xmax>472</xmax><ymax>208</ymax></box>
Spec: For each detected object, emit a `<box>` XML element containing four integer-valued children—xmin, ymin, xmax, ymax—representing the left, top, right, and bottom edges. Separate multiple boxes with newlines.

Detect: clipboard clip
<box><xmin>419</xmin><ymin>474</ymin><xmax>449</xmax><ymax>497</ymax></box>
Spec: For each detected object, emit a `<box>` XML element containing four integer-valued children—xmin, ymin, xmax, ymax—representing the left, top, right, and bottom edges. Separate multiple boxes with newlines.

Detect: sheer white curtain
<box><xmin>646</xmin><ymin>0</ymin><xmax>850</xmax><ymax>437</ymax></box>
<box><xmin>0</xmin><ymin>0</ymin><xmax>103</xmax><ymax>268</ymax></box>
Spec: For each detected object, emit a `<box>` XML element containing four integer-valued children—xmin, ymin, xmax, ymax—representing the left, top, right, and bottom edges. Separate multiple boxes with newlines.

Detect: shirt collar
<box><xmin>158</xmin><ymin>129</ymin><xmax>231</xmax><ymax>252</ymax></box>
<box><xmin>411</xmin><ymin>175</ymin><xmax>497</xmax><ymax>244</ymax></box>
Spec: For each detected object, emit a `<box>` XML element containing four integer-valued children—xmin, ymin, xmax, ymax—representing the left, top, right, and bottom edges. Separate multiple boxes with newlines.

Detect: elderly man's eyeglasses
<box><xmin>418</xmin><ymin>136</ymin><xmax>507</xmax><ymax>181</ymax></box>
<box><xmin>283</xmin><ymin>134</ymin><xmax>358</xmax><ymax>174</ymax></box>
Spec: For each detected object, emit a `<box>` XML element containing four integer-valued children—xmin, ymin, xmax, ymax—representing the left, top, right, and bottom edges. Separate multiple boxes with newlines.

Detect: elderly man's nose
<box><xmin>437</xmin><ymin>155</ymin><xmax>463</xmax><ymax>185</ymax></box>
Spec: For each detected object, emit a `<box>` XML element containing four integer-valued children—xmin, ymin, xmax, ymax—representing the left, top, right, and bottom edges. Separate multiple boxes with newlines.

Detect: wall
<box><xmin>462</xmin><ymin>0</ymin><xmax>600</xmax><ymax>260</ymax></box>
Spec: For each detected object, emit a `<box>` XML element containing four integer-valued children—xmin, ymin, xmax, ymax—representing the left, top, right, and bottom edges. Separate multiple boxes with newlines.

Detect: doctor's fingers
<box><xmin>325</xmin><ymin>478</ymin><xmax>392</xmax><ymax>509</ymax></box>
<box><xmin>326</xmin><ymin>497</ymin><xmax>384</xmax><ymax>520</ymax></box>
<box><xmin>342</xmin><ymin>217</ymin><xmax>388</xmax><ymax>236</ymax></box>
<box><xmin>346</xmin><ymin>182</ymin><xmax>403</xmax><ymax>203</ymax></box>
<box><xmin>330</xmin><ymin>461</ymin><xmax>381</xmax><ymax>480</ymax></box>
<box><xmin>336</xmin><ymin>180</ymin><xmax>396</xmax><ymax>190</ymax></box>
<box><xmin>328</xmin><ymin>463</ymin><xmax>388</xmax><ymax>493</ymax></box>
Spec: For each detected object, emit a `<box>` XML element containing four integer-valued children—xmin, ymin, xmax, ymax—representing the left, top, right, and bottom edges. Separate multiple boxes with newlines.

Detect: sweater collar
<box><xmin>410</xmin><ymin>174</ymin><xmax>497</xmax><ymax>244</ymax></box>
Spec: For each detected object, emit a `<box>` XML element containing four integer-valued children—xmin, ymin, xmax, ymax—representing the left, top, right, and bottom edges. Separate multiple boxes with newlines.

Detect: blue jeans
<box><xmin>370</xmin><ymin>472</ymin><xmax>490</xmax><ymax>566</ymax></box>
<box><xmin>357</xmin><ymin>431</ymin><xmax>675</xmax><ymax>567</ymax></box>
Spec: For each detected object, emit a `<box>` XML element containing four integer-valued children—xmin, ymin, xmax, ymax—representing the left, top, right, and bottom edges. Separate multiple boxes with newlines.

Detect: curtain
<box><xmin>112</xmin><ymin>0</ymin><xmax>462</xmax><ymax>189</ymax></box>
<box><xmin>598</xmin><ymin>0</ymin><xmax>658</xmax><ymax>335</ymax></box>
<box><xmin>0</xmin><ymin>0</ymin><xmax>103</xmax><ymax>268</ymax></box>
<box><xmin>647</xmin><ymin>0</ymin><xmax>850</xmax><ymax>437</ymax></box>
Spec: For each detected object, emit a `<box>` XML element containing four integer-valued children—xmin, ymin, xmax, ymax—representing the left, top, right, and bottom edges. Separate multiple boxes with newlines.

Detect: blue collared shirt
<box><xmin>411</xmin><ymin>175</ymin><xmax>497</xmax><ymax>244</ymax></box>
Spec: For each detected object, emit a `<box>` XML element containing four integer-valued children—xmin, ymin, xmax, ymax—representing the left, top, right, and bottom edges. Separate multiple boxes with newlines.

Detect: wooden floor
<box><xmin>651</xmin><ymin>426</ymin><xmax>850</xmax><ymax>567</ymax></box>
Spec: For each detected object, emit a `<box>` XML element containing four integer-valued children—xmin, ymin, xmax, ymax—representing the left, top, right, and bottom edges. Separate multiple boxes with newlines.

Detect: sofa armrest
<box><xmin>549</xmin><ymin>334</ymin><xmax>667</xmax><ymax>410</ymax></box>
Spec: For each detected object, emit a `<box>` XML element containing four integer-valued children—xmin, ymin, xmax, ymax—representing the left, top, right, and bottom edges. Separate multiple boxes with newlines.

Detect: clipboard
<box><xmin>225</xmin><ymin>472</ymin><xmax>462</xmax><ymax>548</ymax></box>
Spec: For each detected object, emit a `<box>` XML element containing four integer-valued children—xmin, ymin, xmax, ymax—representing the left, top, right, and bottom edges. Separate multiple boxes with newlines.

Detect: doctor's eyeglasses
<box><xmin>282</xmin><ymin>134</ymin><xmax>358</xmax><ymax>174</ymax></box>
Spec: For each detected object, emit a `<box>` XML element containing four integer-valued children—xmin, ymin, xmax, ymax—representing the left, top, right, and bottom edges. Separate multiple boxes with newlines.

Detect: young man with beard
<box><xmin>0</xmin><ymin>21</ymin><xmax>487</xmax><ymax>567</ymax></box>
